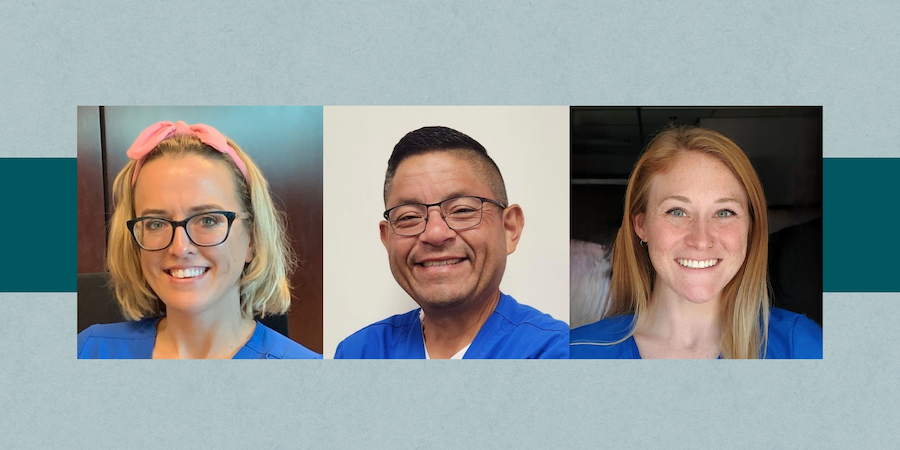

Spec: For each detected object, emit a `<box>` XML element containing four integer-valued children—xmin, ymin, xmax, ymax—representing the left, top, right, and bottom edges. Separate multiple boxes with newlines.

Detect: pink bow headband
<box><xmin>126</xmin><ymin>121</ymin><xmax>249</xmax><ymax>185</ymax></box>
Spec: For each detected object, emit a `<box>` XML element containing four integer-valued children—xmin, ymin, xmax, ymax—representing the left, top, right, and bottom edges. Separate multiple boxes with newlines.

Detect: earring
<box><xmin>640</xmin><ymin>239</ymin><xmax>647</xmax><ymax>247</ymax></box>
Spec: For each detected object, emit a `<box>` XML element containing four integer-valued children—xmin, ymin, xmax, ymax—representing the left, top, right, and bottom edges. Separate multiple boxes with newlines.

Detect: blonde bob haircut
<box><xmin>606</xmin><ymin>125</ymin><xmax>770</xmax><ymax>359</ymax></box>
<box><xmin>106</xmin><ymin>134</ymin><xmax>295</xmax><ymax>321</ymax></box>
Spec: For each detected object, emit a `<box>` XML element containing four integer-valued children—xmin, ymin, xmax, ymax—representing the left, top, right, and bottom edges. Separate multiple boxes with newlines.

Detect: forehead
<box><xmin>387</xmin><ymin>152</ymin><xmax>492</xmax><ymax>206</ymax></box>
<box><xmin>133</xmin><ymin>154</ymin><xmax>242</xmax><ymax>212</ymax></box>
<box><xmin>648</xmin><ymin>152</ymin><xmax>748</xmax><ymax>203</ymax></box>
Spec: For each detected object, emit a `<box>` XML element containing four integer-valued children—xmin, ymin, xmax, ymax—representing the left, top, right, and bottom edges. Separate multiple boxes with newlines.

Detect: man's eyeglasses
<box><xmin>383</xmin><ymin>196</ymin><xmax>506</xmax><ymax>237</ymax></box>
<box><xmin>126</xmin><ymin>211</ymin><xmax>249</xmax><ymax>251</ymax></box>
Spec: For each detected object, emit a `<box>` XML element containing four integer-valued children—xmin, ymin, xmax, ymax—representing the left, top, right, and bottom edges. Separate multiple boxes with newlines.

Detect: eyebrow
<box><xmin>138</xmin><ymin>204</ymin><xmax>226</xmax><ymax>217</ymax></box>
<box><xmin>661</xmin><ymin>196</ymin><xmax>743</xmax><ymax>204</ymax></box>
<box><xmin>390</xmin><ymin>191</ymin><xmax>472</xmax><ymax>208</ymax></box>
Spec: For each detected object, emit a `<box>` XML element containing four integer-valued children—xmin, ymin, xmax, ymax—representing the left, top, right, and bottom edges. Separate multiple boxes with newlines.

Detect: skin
<box><xmin>632</xmin><ymin>152</ymin><xmax>750</xmax><ymax>358</ymax></box>
<box><xmin>379</xmin><ymin>152</ymin><xmax>524</xmax><ymax>358</ymax></box>
<box><xmin>133</xmin><ymin>154</ymin><xmax>256</xmax><ymax>359</ymax></box>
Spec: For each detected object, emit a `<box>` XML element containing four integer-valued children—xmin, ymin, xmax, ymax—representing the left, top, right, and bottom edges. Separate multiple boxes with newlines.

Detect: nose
<box><xmin>686</xmin><ymin>217</ymin><xmax>714</xmax><ymax>249</ymax></box>
<box><xmin>168</xmin><ymin>225</ymin><xmax>197</xmax><ymax>257</ymax></box>
<box><xmin>418</xmin><ymin>206</ymin><xmax>456</xmax><ymax>245</ymax></box>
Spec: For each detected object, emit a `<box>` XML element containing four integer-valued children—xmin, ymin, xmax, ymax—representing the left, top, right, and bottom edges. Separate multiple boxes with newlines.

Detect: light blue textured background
<box><xmin>1</xmin><ymin>1</ymin><xmax>897</xmax><ymax>448</ymax></box>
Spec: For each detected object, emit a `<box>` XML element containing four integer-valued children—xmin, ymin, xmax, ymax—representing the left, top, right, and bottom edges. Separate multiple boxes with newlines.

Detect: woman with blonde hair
<box><xmin>78</xmin><ymin>121</ymin><xmax>321</xmax><ymax>359</ymax></box>
<box><xmin>570</xmin><ymin>125</ymin><xmax>821</xmax><ymax>359</ymax></box>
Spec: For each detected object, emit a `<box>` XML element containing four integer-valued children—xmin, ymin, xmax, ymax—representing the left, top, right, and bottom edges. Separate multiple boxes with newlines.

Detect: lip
<box><xmin>675</xmin><ymin>258</ymin><xmax>720</xmax><ymax>270</ymax></box>
<box><xmin>412</xmin><ymin>256</ymin><xmax>469</xmax><ymax>274</ymax></box>
<box><xmin>415</xmin><ymin>255</ymin><xmax>467</xmax><ymax>264</ymax></box>
<box><xmin>163</xmin><ymin>265</ymin><xmax>210</xmax><ymax>283</ymax></box>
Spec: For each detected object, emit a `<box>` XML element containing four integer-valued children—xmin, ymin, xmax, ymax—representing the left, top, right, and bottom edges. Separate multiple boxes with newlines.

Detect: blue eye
<box><xmin>144</xmin><ymin>219</ymin><xmax>168</xmax><ymax>231</ymax></box>
<box><xmin>199</xmin><ymin>216</ymin><xmax>219</xmax><ymax>227</ymax></box>
<box><xmin>716</xmin><ymin>210</ymin><xmax>736</xmax><ymax>218</ymax></box>
<box><xmin>667</xmin><ymin>208</ymin><xmax>686</xmax><ymax>217</ymax></box>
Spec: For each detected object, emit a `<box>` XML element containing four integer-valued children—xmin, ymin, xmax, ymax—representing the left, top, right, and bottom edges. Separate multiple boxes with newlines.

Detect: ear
<box><xmin>632</xmin><ymin>213</ymin><xmax>646</xmax><ymax>242</ymax></box>
<box><xmin>502</xmin><ymin>204</ymin><xmax>525</xmax><ymax>255</ymax></box>
<box><xmin>379</xmin><ymin>220</ymin><xmax>391</xmax><ymax>251</ymax></box>
<box><xmin>245</xmin><ymin>234</ymin><xmax>255</xmax><ymax>264</ymax></box>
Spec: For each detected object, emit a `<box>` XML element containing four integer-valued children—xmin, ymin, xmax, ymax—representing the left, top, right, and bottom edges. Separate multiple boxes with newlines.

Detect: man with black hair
<box><xmin>335</xmin><ymin>126</ymin><xmax>568</xmax><ymax>359</ymax></box>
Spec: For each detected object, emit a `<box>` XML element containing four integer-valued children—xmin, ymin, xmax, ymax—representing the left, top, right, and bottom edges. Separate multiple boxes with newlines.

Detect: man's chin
<box><xmin>412</xmin><ymin>290</ymin><xmax>470</xmax><ymax>311</ymax></box>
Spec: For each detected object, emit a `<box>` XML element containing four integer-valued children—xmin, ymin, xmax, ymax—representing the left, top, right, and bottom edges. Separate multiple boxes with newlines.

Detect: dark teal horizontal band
<box><xmin>823</xmin><ymin>158</ymin><xmax>898</xmax><ymax>291</ymax></box>
<box><xmin>0</xmin><ymin>157</ymin><xmax>886</xmax><ymax>293</ymax></box>
<box><xmin>0</xmin><ymin>158</ymin><xmax>75</xmax><ymax>292</ymax></box>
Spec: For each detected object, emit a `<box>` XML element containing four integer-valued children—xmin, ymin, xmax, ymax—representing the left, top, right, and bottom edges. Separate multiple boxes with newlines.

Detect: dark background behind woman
<box><xmin>570</xmin><ymin>106</ymin><xmax>822</xmax><ymax>328</ymax></box>
<box><xmin>77</xmin><ymin>106</ymin><xmax>324</xmax><ymax>353</ymax></box>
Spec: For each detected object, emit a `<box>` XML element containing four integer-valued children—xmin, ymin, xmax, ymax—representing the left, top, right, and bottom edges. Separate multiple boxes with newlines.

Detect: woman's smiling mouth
<box><xmin>165</xmin><ymin>267</ymin><xmax>209</xmax><ymax>279</ymax></box>
<box><xmin>676</xmin><ymin>258</ymin><xmax>719</xmax><ymax>269</ymax></box>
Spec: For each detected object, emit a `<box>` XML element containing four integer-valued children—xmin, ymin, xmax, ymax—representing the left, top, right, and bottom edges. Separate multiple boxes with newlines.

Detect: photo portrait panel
<box><xmin>76</xmin><ymin>106</ymin><xmax>324</xmax><ymax>354</ymax></box>
<box><xmin>570</xmin><ymin>106</ymin><xmax>822</xmax><ymax>345</ymax></box>
<box><xmin>323</xmin><ymin>106</ymin><xmax>570</xmax><ymax>358</ymax></box>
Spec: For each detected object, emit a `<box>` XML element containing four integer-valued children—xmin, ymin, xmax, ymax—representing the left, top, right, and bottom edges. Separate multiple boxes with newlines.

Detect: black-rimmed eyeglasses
<box><xmin>126</xmin><ymin>211</ymin><xmax>249</xmax><ymax>251</ymax></box>
<box><xmin>383</xmin><ymin>196</ymin><xmax>506</xmax><ymax>237</ymax></box>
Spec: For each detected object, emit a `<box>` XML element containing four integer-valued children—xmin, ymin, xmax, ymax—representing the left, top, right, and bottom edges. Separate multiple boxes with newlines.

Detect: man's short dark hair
<box><xmin>384</xmin><ymin>126</ymin><xmax>508</xmax><ymax>205</ymax></box>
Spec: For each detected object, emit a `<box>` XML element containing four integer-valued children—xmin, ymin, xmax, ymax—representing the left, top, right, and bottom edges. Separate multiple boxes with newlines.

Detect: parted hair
<box><xmin>106</xmin><ymin>134</ymin><xmax>295</xmax><ymax>320</ymax></box>
<box><xmin>606</xmin><ymin>125</ymin><xmax>770</xmax><ymax>359</ymax></box>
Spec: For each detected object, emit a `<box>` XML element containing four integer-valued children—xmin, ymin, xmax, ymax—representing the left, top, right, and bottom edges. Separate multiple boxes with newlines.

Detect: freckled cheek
<box><xmin>713</xmin><ymin>221</ymin><xmax>750</xmax><ymax>252</ymax></box>
<box><xmin>649</xmin><ymin>221</ymin><xmax>685</xmax><ymax>248</ymax></box>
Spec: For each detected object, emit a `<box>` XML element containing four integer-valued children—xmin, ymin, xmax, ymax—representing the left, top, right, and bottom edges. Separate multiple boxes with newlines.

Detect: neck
<box><xmin>153</xmin><ymin>303</ymin><xmax>256</xmax><ymax>359</ymax></box>
<box><xmin>420</xmin><ymin>290</ymin><xmax>502</xmax><ymax>359</ymax></box>
<box><xmin>638</xmin><ymin>287</ymin><xmax>722</xmax><ymax>348</ymax></box>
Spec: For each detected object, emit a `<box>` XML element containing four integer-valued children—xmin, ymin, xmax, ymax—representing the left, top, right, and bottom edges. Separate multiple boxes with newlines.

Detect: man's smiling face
<box><xmin>379</xmin><ymin>151</ymin><xmax>514</xmax><ymax>311</ymax></box>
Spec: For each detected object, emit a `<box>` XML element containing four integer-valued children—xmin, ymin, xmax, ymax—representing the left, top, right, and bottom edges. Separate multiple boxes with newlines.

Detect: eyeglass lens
<box><xmin>388</xmin><ymin>196</ymin><xmax>484</xmax><ymax>236</ymax></box>
<box><xmin>132</xmin><ymin>212</ymin><xmax>232</xmax><ymax>250</ymax></box>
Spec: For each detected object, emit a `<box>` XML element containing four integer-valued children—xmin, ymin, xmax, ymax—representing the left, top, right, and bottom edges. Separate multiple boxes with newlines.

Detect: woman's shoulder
<box><xmin>77</xmin><ymin>319</ymin><xmax>159</xmax><ymax>359</ymax></box>
<box><xmin>78</xmin><ymin>319</ymin><xmax>158</xmax><ymax>341</ymax></box>
<box><xmin>242</xmin><ymin>321</ymin><xmax>323</xmax><ymax>359</ymax></box>
<box><xmin>571</xmin><ymin>315</ymin><xmax>635</xmax><ymax>341</ymax></box>
<box><xmin>765</xmin><ymin>308</ymin><xmax>823</xmax><ymax>359</ymax></box>
<box><xmin>570</xmin><ymin>315</ymin><xmax>639</xmax><ymax>359</ymax></box>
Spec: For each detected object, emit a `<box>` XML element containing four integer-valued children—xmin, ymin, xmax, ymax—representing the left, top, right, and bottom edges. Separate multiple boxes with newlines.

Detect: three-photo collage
<box><xmin>76</xmin><ymin>106</ymin><xmax>822</xmax><ymax>360</ymax></box>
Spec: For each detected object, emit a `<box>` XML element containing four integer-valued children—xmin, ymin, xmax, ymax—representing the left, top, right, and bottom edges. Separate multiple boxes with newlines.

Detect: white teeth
<box><xmin>169</xmin><ymin>268</ymin><xmax>206</xmax><ymax>279</ymax></box>
<box><xmin>422</xmin><ymin>258</ymin><xmax>463</xmax><ymax>267</ymax></box>
<box><xmin>677</xmin><ymin>258</ymin><xmax>718</xmax><ymax>269</ymax></box>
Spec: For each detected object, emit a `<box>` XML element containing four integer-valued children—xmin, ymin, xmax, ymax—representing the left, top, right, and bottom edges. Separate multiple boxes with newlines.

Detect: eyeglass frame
<box><xmin>382</xmin><ymin>195</ymin><xmax>507</xmax><ymax>236</ymax></box>
<box><xmin>126</xmin><ymin>210</ymin><xmax>250</xmax><ymax>251</ymax></box>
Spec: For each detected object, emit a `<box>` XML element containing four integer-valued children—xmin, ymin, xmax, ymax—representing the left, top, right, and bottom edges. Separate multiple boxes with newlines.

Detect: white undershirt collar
<box><xmin>420</xmin><ymin>310</ymin><xmax>470</xmax><ymax>359</ymax></box>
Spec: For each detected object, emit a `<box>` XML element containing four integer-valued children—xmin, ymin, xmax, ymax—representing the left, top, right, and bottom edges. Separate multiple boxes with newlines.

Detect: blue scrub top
<box><xmin>77</xmin><ymin>318</ymin><xmax>322</xmax><ymax>359</ymax></box>
<box><xmin>334</xmin><ymin>293</ymin><xmax>569</xmax><ymax>359</ymax></box>
<box><xmin>569</xmin><ymin>307</ymin><xmax>822</xmax><ymax>359</ymax></box>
